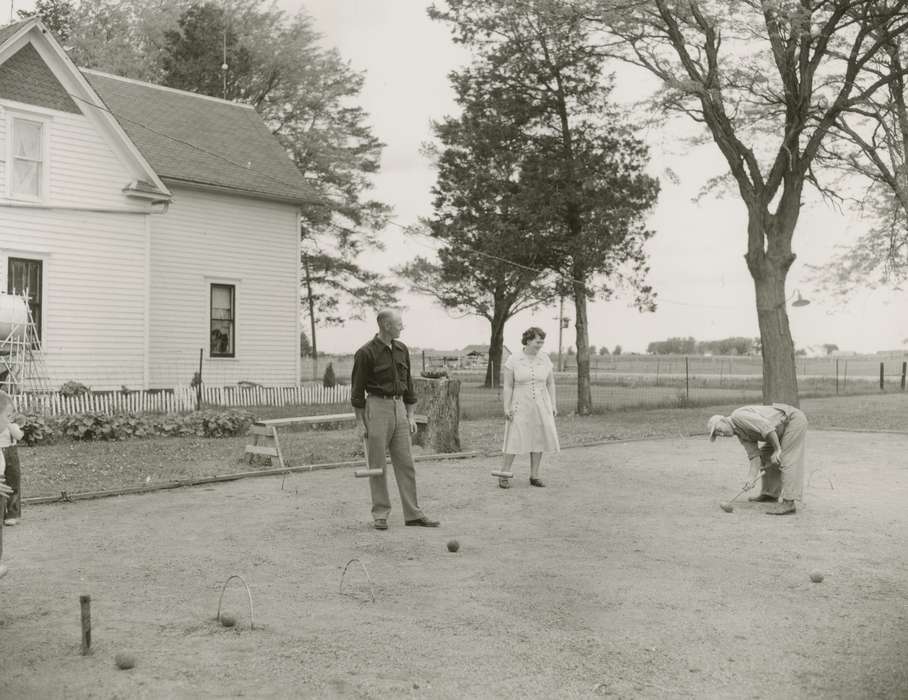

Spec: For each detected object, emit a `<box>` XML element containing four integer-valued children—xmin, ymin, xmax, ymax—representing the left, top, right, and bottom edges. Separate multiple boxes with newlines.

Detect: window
<box><xmin>210</xmin><ymin>284</ymin><xmax>235</xmax><ymax>357</ymax></box>
<box><xmin>7</xmin><ymin>257</ymin><xmax>43</xmax><ymax>341</ymax></box>
<box><xmin>10</xmin><ymin>118</ymin><xmax>44</xmax><ymax>200</ymax></box>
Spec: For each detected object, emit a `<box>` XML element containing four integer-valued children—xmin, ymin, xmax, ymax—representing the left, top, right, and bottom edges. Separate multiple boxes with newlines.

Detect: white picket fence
<box><xmin>20</xmin><ymin>384</ymin><xmax>352</xmax><ymax>416</ymax></box>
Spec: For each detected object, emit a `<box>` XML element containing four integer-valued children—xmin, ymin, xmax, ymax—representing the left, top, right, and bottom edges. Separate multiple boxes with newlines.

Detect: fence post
<box><xmin>835</xmin><ymin>359</ymin><xmax>839</xmax><ymax>395</ymax></box>
<box><xmin>901</xmin><ymin>361</ymin><xmax>906</xmax><ymax>391</ymax></box>
<box><xmin>195</xmin><ymin>347</ymin><xmax>203</xmax><ymax>411</ymax></box>
<box><xmin>422</xmin><ymin>350</ymin><xmax>426</xmax><ymax>373</ymax></box>
<box><xmin>685</xmin><ymin>356</ymin><xmax>690</xmax><ymax>401</ymax></box>
<box><xmin>880</xmin><ymin>362</ymin><xmax>885</xmax><ymax>391</ymax></box>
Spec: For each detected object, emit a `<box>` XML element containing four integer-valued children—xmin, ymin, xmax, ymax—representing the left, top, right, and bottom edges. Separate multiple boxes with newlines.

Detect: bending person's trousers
<box><xmin>760</xmin><ymin>409</ymin><xmax>808</xmax><ymax>501</ymax></box>
<box><xmin>364</xmin><ymin>396</ymin><xmax>425</xmax><ymax>522</ymax></box>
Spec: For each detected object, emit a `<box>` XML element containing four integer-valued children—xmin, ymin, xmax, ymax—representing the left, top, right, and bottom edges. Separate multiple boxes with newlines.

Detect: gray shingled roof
<box><xmin>83</xmin><ymin>71</ymin><xmax>313</xmax><ymax>205</ymax></box>
<box><xmin>0</xmin><ymin>20</ymin><xmax>28</xmax><ymax>46</ymax></box>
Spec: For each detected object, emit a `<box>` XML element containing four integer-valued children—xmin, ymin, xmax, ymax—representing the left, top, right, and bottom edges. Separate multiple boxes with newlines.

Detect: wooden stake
<box><xmin>80</xmin><ymin>595</ymin><xmax>91</xmax><ymax>655</ymax></box>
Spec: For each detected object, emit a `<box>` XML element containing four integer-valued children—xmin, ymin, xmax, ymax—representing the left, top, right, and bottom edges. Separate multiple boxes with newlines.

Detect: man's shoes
<box><xmin>766</xmin><ymin>500</ymin><xmax>797</xmax><ymax>515</ymax></box>
<box><xmin>530</xmin><ymin>478</ymin><xmax>546</xmax><ymax>488</ymax></box>
<box><xmin>405</xmin><ymin>517</ymin><xmax>440</xmax><ymax>527</ymax></box>
<box><xmin>373</xmin><ymin>519</ymin><xmax>388</xmax><ymax>530</ymax></box>
<box><xmin>748</xmin><ymin>494</ymin><xmax>777</xmax><ymax>503</ymax></box>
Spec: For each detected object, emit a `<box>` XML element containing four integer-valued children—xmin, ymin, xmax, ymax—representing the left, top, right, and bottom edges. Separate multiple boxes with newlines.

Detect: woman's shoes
<box><xmin>498</xmin><ymin>478</ymin><xmax>510</xmax><ymax>489</ymax></box>
<box><xmin>529</xmin><ymin>478</ymin><xmax>546</xmax><ymax>488</ymax></box>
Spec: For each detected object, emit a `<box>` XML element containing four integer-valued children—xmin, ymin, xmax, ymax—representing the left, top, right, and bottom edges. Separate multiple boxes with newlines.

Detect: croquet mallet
<box><xmin>354</xmin><ymin>438</ymin><xmax>384</xmax><ymax>478</ymax></box>
<box><xmin>719</xmin><ymin>469</ymin><xmax>766</xmax><ymax>513</ymax></box>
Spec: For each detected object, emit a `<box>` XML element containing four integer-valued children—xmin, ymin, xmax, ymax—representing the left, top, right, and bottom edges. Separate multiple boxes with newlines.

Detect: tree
<box><xmin>647</xmin><ymin>336</ymin><xmax>697</xmax><ymax>355</ymax></box>
<box><xmin>591</xmin><ymin>1</ymin><xmax>908</xmax><ymax>405</ymax></box>
<box><xmin>599</xmin><ymin>346</ymin><xmax>610</xmax><ymax>356</ymax></box>
<box><xmin>398</xmin><ymin>59</ymin><xmax>559</xmax><ymax>389</ymax></box>
<box><xmin>299</xmin><ymin>330</ymin><xmax>311</xmax><ymax>357</ymax></box>
<box><xmin>66</xmin><ymin>0</ymin><xmax>191</xmax><ymax>82</ymax></box>
<box><xmin>697</xmin><ymin>337</ymin><xmax>759</xmax><ymax>356</ymax></box>
<box><xmin>161</xmin><ymin>2</ymin><xmax>255</xmax><ymax>100</ymax></box>
<box><xmin>589</xmin><ymin>345</ymin><xmax>597</xmax><ymax>355</ymax></box>
<box><xmin>18</xmin><ymin>0</ymin><xmax>74</xmax><ymax>40</ymax></box>
<box><xmin>822</xmin><ymin>343</ymin><xmax>840</xmax><ymax>355</ymax></box>
<box><xmin>322</xmin><ymin>362</ymin><xmax>336</xmax><ymax>388</ymax></box>
<box><xmin>430</xmin><ymin>0</ymin><xmax>660</xmax><ymax>415</ymax></box>
<box><xmin>613</xmin><ymin>344</ymin><xmax>622</xmax><ymax>356</ymax></box>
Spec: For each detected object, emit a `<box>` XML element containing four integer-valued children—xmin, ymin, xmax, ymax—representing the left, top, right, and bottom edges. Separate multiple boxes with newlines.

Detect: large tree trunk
<box><xmin>572</xmin><ymin>276</ymin><xmax>592</xmax><ymax>415</ymax></box>
<box><xmin>483</xmin><ymin>306</ymin><xmax>507</xmax><ymax>389</ymax></box>
<box><xmin>752</xmin><ymin>270</ymin><xmax>799</xmax><ymax>406</ymax></box>
<box><xmin>746</xmin><ymin>207</ymin><xmax>800</xmax><ymax>406</ymax></box>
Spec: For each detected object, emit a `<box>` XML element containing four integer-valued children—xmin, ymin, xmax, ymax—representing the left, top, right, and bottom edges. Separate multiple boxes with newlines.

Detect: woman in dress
<box><xmin>498</xmin><ymin>327</ymin><xmax>560</xmax><ymax>488</ymax></box>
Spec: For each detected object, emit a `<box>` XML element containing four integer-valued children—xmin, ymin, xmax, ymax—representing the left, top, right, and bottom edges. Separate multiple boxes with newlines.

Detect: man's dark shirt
<box><xmin>351</xmin><ymin>335</ymin><xmax>417</xmax><ymax>408</ymax></box>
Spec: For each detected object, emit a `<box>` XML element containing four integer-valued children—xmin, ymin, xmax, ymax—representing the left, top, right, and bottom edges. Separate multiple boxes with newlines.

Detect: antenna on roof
<box><xmin>221</xmin><ymin>26</ymin><xmax>228</xmax><ymax>99</ymax></box>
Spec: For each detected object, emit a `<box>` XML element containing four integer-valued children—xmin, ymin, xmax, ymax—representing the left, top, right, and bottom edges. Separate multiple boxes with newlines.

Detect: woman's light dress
<box><xmin>502</xmin><ymin>351</ymin><xmax>560</xmax><ymax>454</ymax></box>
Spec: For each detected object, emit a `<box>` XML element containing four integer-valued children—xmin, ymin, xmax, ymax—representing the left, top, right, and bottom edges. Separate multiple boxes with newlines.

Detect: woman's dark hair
<box><xmin>521</xmin><ymin>327</ymin><xmax>546</xmax><ymax>346</ymax></box>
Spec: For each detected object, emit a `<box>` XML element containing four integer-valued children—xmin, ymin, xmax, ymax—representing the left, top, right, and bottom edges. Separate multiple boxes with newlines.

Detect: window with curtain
<box><xmin>11</xmin><ymin>118</ymin><xmax>44</xmax><ymax>199</ymax></box>
<box><xmin>210</xmin><ymin>284</ymin><xmax>235</xmax><ymax>357</ymax></box>
<box><xmin>7</xmin><ymin>257</ymin><xmax>43</xmax><ymax>341</ymax></box>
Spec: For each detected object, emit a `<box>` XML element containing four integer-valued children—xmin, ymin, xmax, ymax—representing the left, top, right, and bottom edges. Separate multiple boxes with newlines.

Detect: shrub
<box><xmin>59</xmin><ymin>381</ymin><xmax>90</xmax><ymax>397</ymax></box>
<box><xmin>18</xmin><ymin>412</ymin><xmax>56</xmax><ymax>445</ymax></box>
<box><xmin>16</xmin><ymin>409</ymin><xmax>255</xmax><ymax>446</ymax></box>
<box><xmin>421</xmin><ymin>370</ymin><xmax>449</xmax><ymax>379</ymax></box>
<box><xmin>322</xmin><ymin>363</ymin><xmax>336</xmax><ymax>388</ymax></box>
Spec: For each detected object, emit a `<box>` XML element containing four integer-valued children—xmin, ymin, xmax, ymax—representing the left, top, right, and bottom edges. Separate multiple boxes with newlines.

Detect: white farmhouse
<box><xmin>0</xmin><ymin>18</ymin><xmax>309</xmax><ymax>390</ymax></box>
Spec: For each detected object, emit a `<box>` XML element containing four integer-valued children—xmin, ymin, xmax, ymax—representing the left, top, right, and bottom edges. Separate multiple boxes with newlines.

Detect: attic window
<box><xmin>10</xmin><ymin>117</ymin><xmax>44</xmax><ymax>200</ymax></box>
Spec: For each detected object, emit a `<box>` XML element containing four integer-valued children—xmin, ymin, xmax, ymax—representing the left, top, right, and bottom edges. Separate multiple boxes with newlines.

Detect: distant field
<box><xmin>458</xmin><ymin>380</ymin><xmax>762</xmax><ymax>418</ymax></box>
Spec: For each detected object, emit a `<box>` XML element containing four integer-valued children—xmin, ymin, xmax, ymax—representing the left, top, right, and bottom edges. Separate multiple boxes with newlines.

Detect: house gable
<box><xmin>0</xmin><ymin>19</ymin><xmax>170</xmax><ymax>206</ymax></box>
<box><xmin>0</xmin><ymin>43</ymin><xmax>79</xmax><ymax>114</ymax></box>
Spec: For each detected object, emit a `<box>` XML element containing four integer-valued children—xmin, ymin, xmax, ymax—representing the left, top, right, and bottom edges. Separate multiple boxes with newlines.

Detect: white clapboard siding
<box><xmin>0</xmin><ymin>207</ymin><xmax>148</xmax><ymax>390</ymax></box>
<box><xmin>147</xmin><ymin>187</ymin><xmax>300</xmax><ymax>390</ymax></box>
<box><xmin>21</xmin><ymin>384</ymin><xmax>351</xmax><ymax>416</ymax></box>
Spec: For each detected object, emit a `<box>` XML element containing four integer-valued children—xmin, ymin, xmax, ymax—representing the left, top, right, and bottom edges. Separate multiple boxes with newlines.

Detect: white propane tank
<box><xmin>0</xmin><ymin>294</ymin><xmax>28</xmax><ymax>341</ymax></box>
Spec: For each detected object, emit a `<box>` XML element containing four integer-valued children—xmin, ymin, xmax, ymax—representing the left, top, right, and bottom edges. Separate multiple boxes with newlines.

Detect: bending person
<box><xmin>708</xmin><ymin>403</ymin><xmax>808</xmax><ymax>515</ymax></box>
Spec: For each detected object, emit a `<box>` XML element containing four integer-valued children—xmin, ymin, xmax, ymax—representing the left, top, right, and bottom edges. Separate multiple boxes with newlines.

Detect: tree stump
<box><xmin>412</xmin><ymin>377</ymin><xmax>461</xmax><ymax>453</ymax></box>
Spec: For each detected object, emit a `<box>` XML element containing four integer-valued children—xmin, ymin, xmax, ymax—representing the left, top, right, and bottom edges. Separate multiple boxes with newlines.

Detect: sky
<box><xmin>290</xmin><ymin>0</ymin><xmax>908</xmax><ymax>356</ymax></box>
<box><xmin>12</xmin><ymin>0</ymin><xmax>908</xmax><ymax>355</ymax></box>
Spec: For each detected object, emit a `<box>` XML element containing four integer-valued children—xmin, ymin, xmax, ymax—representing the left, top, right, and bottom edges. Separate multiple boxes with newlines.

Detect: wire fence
<box><xmin>15</xmin><ymin>352</ymin><xmax>908</xmax><ymax>418</ymax></box>
<box><xmin>453</xmin><ymin>355</ymin><xmax>908</xmax><ymax>419</ymax></box>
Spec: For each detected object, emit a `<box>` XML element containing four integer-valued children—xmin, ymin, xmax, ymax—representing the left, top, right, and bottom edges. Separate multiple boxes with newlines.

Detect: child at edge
<box><xmin>0</xmin><ymin>391</ymin><xmax>20</xmax><ymax>578</ymax></box>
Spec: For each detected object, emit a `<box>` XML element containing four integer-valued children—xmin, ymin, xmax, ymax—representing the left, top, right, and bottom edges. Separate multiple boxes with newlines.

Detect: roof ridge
<box><xmin>80</xmin><ymin>69</ymin><xmax>256</xmax><ymax>110</ymax></box>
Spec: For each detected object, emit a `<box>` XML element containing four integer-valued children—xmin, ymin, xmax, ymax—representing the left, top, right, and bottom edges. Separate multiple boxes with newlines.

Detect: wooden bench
<box><xmin>244</xmin><ymin>413</ymin><xmax>429</xmax><ymax>469</ymax></box>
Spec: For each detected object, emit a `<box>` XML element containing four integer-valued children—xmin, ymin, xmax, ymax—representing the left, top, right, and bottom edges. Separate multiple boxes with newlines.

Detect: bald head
<box><xmin>376</xmin><ymin>308</ymin><xmax>404</xmax><ymax>340</ymax></box>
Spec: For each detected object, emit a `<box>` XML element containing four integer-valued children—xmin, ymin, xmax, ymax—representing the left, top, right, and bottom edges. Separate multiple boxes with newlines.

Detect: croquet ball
<box><xmin>220</xmin><ymin>613</ymin><xmax>237</xmax><ymax>627</ymax></box>
<box><xmin>114</xmin><ymin>653</ymin><xmax>136</xmax><ymax>670</ymax></box>
<box><xmin>446</xmin><ymin>539</ymin><xmax>460</xmax><ymax>553</ymax></box>
<box><xmin>809</xmin><ymin>572</ymin><xmax>824</xmax><ymax>583</ymax></box>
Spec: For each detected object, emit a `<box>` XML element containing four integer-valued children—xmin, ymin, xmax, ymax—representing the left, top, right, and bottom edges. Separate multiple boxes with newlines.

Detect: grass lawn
<box><xmin>17</xmin><ymin>392</ymin><xmax>908</xmax><ymax>500</ymax></box>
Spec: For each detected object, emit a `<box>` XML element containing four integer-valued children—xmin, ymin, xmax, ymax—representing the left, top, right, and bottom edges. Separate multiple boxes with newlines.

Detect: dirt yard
<box><xmin>1</xmin><ymin>430</ymin><xmax>907</xmax><ymax>699</ymax></box>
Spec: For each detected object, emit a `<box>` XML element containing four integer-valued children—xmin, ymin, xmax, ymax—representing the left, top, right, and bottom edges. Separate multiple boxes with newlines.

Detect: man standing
<box><xmin>351</xmin><ymin>309</ymin><xmax>440</xmax><ymax>530</ymax></box>
<box><xmin>708</xmin><ymin>403</ymin><xmax>808</xmax><ymax>515</ymax></box>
